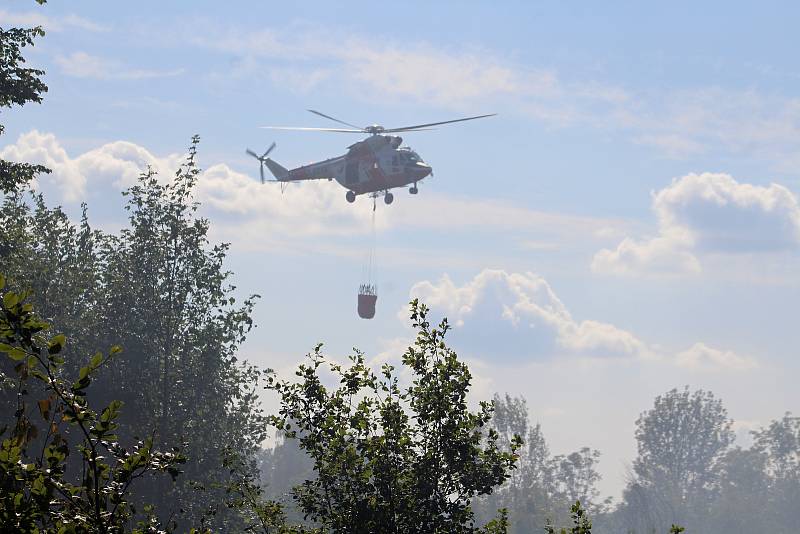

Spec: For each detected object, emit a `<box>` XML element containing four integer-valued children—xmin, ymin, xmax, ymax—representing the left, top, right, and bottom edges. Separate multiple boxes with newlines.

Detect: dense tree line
<box><xmin>0</xmin><ymin>139</ymin><xmax>267</xmax><ymax>529</ymax></box>
<box><xmin>599</xmin><ymin>388</ymin><xmax>800</xmax><ymax>534</ymax></box>
<box><xmin>1</xmin><ymin>6</ymin><xmax>265</xmax><ymax>529</ymax></box>
<box><xmin>471</xmin><ymin>394</ymin><xmax>607</xmax><ymax>532</ymax></box>
<box><xmin>456</xmin><ymin>385</ymin><xmax>800</xmax><ymax>533</ymax></box>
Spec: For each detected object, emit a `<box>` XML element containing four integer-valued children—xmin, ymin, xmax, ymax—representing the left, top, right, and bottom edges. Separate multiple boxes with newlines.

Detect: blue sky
<box><xmin>3</xmin><ymin>1</ymin><xmax>800</xmax><ymax>499</ymax></box>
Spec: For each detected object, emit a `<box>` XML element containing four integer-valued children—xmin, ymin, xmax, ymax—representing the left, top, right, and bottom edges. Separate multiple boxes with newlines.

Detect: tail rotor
<box><xmin>246</xmin><ymin>142</ymin><xmax>277</xmax><ymax>184</ymax></box>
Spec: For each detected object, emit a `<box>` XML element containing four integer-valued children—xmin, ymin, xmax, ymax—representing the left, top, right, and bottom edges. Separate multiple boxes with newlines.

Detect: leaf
<box><xmin>0</xmin><ymin>343</ymin><xmax>27</xmax><ymax>361</ymax></box>
<box><xmin>3</xmin><ymin>291</ymin><xmax>19</xmax><ymax>309</ymax></box>
<box><xmin>37</xmin><ymin>399</ymin><xmax>51</xmax><ymax>421</ymax></box>
<box><xmin>90</xmin><ymin>352</ymin><xmax>103</xmax><ymax>368</ymax></box>
<box><xmin>48</xmin><ymin>334</ymin><xmax>66</xmax><ymax>355</ymax></box>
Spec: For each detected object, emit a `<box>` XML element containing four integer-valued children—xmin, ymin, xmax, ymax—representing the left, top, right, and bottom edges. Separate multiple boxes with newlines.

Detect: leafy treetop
<box><xmin>0</xmin><ymin>1</ymin><xmax>50</xmax><ymax>193</ymax></box>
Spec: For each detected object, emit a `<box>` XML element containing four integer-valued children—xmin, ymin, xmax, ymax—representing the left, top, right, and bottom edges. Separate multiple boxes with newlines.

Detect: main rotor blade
<box><xmin>383</xmin><ymin>113</ymin><xmax>497</xmax><ymax>133</ymax></box>
<box><xmin>307</xmin><ymin>109</ymin><xmax>363</xmax><ymax>130</ymax></box>
<box><xmin>259</xmin><ymin>126</ymin><xmax>364</xmax><ymax>133</ymax></box>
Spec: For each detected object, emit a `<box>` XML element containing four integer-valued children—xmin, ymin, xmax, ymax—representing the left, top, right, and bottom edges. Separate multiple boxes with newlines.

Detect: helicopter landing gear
<box><xmin>409</xmin><ymin>184</ymin><xmax>418</xmax><ymax>195</ymax></box>
<box><xmin>346</xmin><ymin>190</ymin><xmax>356</xmax><ymax>203</ymax></box>
<box><xmin>384</xmin><ymin>192</ymin><xmax>394</xmax><ymax>205</ymax></box>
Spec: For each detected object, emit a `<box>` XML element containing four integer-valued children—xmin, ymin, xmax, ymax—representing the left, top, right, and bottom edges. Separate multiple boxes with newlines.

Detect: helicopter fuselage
<box><xmin>266</xmin><ymin>135</ymin><xmax>432</xmax><ymax>203</ymax></box>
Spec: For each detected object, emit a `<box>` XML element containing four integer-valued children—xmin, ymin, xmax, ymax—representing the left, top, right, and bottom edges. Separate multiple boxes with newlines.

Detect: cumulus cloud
<box><xmin>593</xmin><ymin>173</ymin><xmax>800</xmax><ymax>276</ymax></box>
<box><xmin>0</xmin><ymin>130</ymin><xmax>183</xmax><ymax>201</ymax></box>
<box><xmin>2</xmin><ymin>131</ymin><xmax>628</xmax><ymax>255</ymax></box>
<box><xmin>55</xmin><ymin>51</ymin><xmax>184</xmax><ymax>80</ymax></box>
<box><xmin>406</xmin><ymin>269</ymin><xmax>754</xmax><ymax>371</ymax></box>
<box><xmin>0</xmin><ymin>131</ymin><xmax>369</xmax><ymax>241</ymax></box>
<box><xmin>195</xmin><ymin>163</ymin><xmax>373</xmax><ymax>244</ymax></box>
<box><xmin>653</xmin><ymin>173</ymin><xmax>800</xmax><ymax>252</ymax></box>
<box><xmin>407</xmin><ymin>269</ymin><xmax>652</xmax><ymax>361</ymax></box>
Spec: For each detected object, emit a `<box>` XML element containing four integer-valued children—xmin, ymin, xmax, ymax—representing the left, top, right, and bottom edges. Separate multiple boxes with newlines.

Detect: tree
<box><xmin>265</xmin><ymin>301</ymin><xmax>522</xmax><ymax>533</ymax></box>
<box><xmin>544</xmin><ymin>501</ymin><xmax>592</xmax><ymax>534</ymax></box>
<box><xmin>709</xmin><ymin>447</ymin><xmax>772</xmax><ymax>534</ymax></box>
<box><xmin>0</xmin><ymin>24</ymin><xmax>276</xmax><ymax>518</ymax></box>
<box><xmin>0</xmin><ymin>1</ymin><xmax>50</xmax><ymax>194</ymax></box>
<box><xmin>0</xmin><ymin>274</ymin><xmax>186</xmax><ymax>532</ymax></box>
<box><xmin>551</xmin><ymin>448</ymin><xmax>606</xmax><ymax>515</ymax></box>
<box><xmin>751</xmin><ymin>413</ymin><xmax>800</xmax><ymax>530</ymax></box>
<box><xmin>474</xmin><ymin>394</ymin><xmax>605</xmax><ymax>533</ymax></box>
<box><xmin>474</xmin><ymin>395</ymin><xmax>554</xmax><ymax>531</ymax></box>
<box><xmin>86</xmin><ymin>138</ymin><xmax>265</xmax><ymax>529</ymax></box>
<box><xmin>207</xmin><ymin>447</ymin><xmax>314</xmax><ymax>534</ymax></box>
<box><xmin>0</xmin><ymin>139</ymin><xmax>268</xmax><ymax>530</ymax></box>
<box><xmin>258</xmin><ymin>434</ymin><xmax>315</xmax><ymax>524</ymax></box>
<box><xmin>618</xmin><ymin>387</ymin><xmax>734</xmax><ymax>532</ymax></box>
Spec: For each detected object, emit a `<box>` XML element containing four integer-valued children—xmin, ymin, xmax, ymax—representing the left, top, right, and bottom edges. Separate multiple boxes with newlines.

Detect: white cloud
<box><xmin>190</xmin><ymin>26</ymin><xmax>629</xmax><ymax>121</ymax></box>
<box><xmin>182</xmin><ymin>25</ymin><xmax>800</xmax><ymax>166</ymax></box>
<box><xmin>593</xmin><ymin>173</ymin><xmax>800</xmax><ymax>276</ymax></box>
<box><xmin>55</xmin><ymin>51</ymin><xmax>184</xmax><ymax>80</ymax></box>
<box><xmin>384</xmin><ymin>193</ymin><xmax>628</xmax><ymax>238</ymax></box>
<box><xmin>406</xmin><ymin>269</ymin><xmax>754</xmax><ymax>372</ymax></box>
<box><xmin>675</xmin><ymin>342</ymin><xmax>757</xmax><ymax>371</ymax></box>
<box><xmin>341</xmin><ymin>45</ymin><xmax>530</xmax><ymax>107</ymax></box>
<box><xmin>635</xmin><ymin>89</ymin><xmax>800</xmax><ymax>167</ymax></box>
<box><xmin>1</xmin><ymin>131</ymin><xmax>628</xmax><ymax>256</ymax></box>
<box><xmin>0</xmin><ymin>10</ymin><xmax>107</xmax><ymax>32</ymax></box>
<box><xmin>653</xmin><ymin>173</ymin><xmax>800</xmax><ymax>252</ymax></box>
<box><xmin>407</xmin><ymin>269</ymin><xmax>652</xmax><ymax>361</ymax></box>
<box><xmin>591</xmin><ymin>235</ymin><xmax>701</xmax><ymax>276</ymax></box>
<box><xmin>0</xmin><ymin>130</ymin><xmax>182</xmax><ymax>202</ymax></box>
<box><xmin>196</xmin><ymin>163</ymin><xmax>373</xmax><ymax>243</ymax></box>
<box><xmin>0</xmin><ymin>130</ymin><xmax>370</xmax><ymax>241</ymax></box>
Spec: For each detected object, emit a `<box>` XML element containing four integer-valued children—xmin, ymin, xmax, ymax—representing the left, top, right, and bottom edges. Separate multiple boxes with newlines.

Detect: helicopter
<box><xmin>246</xmin><ymin>110</ymin><xmax>495</xmax><ymax>205</ymax></box>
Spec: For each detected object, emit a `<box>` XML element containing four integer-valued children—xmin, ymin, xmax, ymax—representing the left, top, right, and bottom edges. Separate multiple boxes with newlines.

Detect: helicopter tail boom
<box><xmin>264</xmin><ymin>158</ymin><xmax>290</xmax><ymax>181</ymax></box>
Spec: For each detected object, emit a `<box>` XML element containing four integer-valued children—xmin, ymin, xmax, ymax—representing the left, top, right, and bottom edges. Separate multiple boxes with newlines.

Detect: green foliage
<box><xmin>633</xmin><ymin>387</ymin><xmax>734</xmax><ymax>495</ymax></box>
<box><xmin>614</xmin><ymin>387</ymin><xmax>734</xmax><ymax>532</ymax></box>
<box><xmin>0</xmin><ymin>138</ymin><xmax>267</xmax><ymax>529</ymax></box>
<box><xmin>544</xmin><ymin>501</ymin><xmax>592</xmax><ymax>534</ymax></box>
<box><xmin>258</xmin><ymin>434</ymin><xmax>315</xmax><ymax>524</ymax></box>
<box><xmin>732</xmin><ymin>413</ymin><xmax>800</xmax><ymax>531</ymax></box>
<box><xmin>0</xmin><ymin>6</ymin><xmax>51</xmax><ymax>193</ymax></box>
<box><xmin>474</xmin><ymin>394</ymin><xmax>607</xmax><ymax>533</ymax></box>
<box><xmin>266</xmin><ymin>300</ymin><xmax>521</xmax><ymax>533</ymax></box>
<box><xmin>98</xmin><ymin>137</ymin><xmax>265</xmax><ymax>527</ymax></box>
<box><xmin>208</xmin><ymin>447</ymin><xmax>316</xmax><ymax>534</ymax></box>
<box><xmin>0</xmin><ymin>274</ymin><xmax>186</xmax><ymax>532</ymax></box>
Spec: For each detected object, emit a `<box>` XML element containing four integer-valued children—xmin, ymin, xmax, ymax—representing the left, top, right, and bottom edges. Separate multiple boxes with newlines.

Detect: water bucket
<box><xmin>357</xmin><ymin>284</ymin><xmax>377</xmax><ymax>319</ymax></box>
